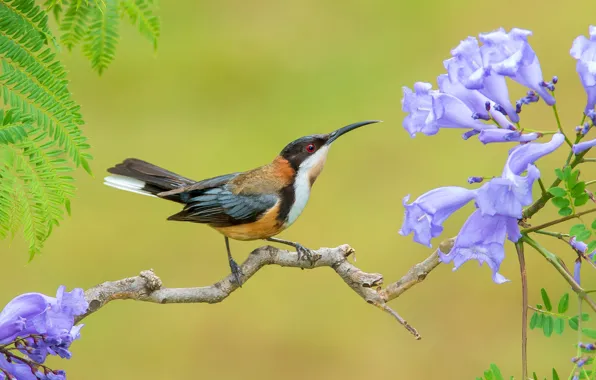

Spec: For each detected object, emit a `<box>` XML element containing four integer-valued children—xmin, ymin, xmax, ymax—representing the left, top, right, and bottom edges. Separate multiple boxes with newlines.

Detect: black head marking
<box><xmin>279</xmin><ymin>134</ymin><xmax>329</xmax><ymax>170</ymax></box>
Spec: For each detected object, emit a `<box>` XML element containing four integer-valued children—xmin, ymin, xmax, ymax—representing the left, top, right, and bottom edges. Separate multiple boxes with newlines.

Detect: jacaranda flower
<box><xmin>437</xmin><ymin>73</ymin><xmax>510</xmax><ymax>128</ymax></box>
<box><xmin>401</xmin><ymin>82</ymin><xmax>487</xmax><ymax>137</ymax></box>
<box><xmin>479</xmin><ymin>28</ymin><xmax>556</xmax><ymax>106</ymax></box>
<box><xmin>572</xmin><ymin>137</ymin><xmax>596</xmax><ymax>154</ymax></box>
<box><xmin>0</xmin><ymin>286</ymin><xmax>88</xmax><ymax>379</ymax></box>
<box><xmin>399</xmin><ymin>187</ymin><xmax>476</xmax><ymax>247</ymax></box>
<box><xmin>439</xmin><ymin>210</ymin><xmax>520</xmax><ymax>284</ymax></box>
<box><xmin>446</xmin><ymin>37</ymin><xmax>518</xmax><ymax>122</ymax></box>
<box><xmin>570</xmin><ymin>26</ymin><xmax>596</xmax><ymax>113</ymax></box>
<box><xmin>478</xmin><ymin>129</ymin><xmax>539</xmax><ymax>144</ymax></box>
<box><xmin>475</xmin><ymin>133</ymin><xmax>565</xmax><ymax>218</ymax></box>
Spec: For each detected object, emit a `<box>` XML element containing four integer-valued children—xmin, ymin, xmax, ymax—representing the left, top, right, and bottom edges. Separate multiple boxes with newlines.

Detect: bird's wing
<box><xmin>157</xmin><ymin>172</ymin><xmax>240</xmax><ymax>201</ymax></box>
<box><xmin>167</xmin><ymin>185</ymin><xmax>279</xmax><ymax>227</ymax></box>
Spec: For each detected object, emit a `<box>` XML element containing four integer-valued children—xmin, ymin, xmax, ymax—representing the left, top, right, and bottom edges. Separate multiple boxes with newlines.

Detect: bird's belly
<box><xmin>212</xmin><ymin>203</ymin><xmax>284</xmax><ymax>241</ymax></box>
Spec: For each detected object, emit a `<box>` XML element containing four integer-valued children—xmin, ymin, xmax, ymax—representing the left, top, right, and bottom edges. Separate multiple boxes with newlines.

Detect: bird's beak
<box><xmin>325</xmin><ymin>120</ymin><xmax>381</xmax><ymax>145</ymax></box>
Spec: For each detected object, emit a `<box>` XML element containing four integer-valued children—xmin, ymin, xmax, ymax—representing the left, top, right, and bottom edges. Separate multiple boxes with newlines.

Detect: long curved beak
<box><xmin>326</xmin><ymin>120</ymin><xmax>381</xmax><ymax>145</ymax></box>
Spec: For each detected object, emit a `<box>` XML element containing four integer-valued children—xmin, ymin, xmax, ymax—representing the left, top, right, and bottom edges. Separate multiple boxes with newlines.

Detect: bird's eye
<box><xmin>305</xmin><ymin>144</ymin><xmax>315</xmax><ymax>153</ymax></box>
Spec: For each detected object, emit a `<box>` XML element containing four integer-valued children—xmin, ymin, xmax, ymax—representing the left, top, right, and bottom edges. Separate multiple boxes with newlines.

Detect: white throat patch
<box><xmin>284</xmin><ymin>145</ymin><xmax>329</xmax><ymax>227</ymax></box>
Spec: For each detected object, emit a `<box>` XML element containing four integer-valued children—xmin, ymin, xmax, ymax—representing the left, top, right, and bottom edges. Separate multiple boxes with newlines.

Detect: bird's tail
<box><xmin>104</xmin><ymin>158</ymin><xmax>195</xmax><ymax>202</ymax></box>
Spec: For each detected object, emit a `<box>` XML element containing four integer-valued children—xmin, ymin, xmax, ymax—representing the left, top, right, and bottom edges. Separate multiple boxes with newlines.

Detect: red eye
<box><xmin>306</xmin><ymin>144</ymin><xmax>315</xmax><ymax>153</ymax></box>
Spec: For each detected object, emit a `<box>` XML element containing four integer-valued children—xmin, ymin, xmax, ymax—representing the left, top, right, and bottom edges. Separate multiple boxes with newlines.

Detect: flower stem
<box><xmin>533</xmin><ymin>230</ymin><xmax>569</xmax><ymax>239</ymax></box>
<box><xmin>521</xmin><ymin>234</ymin><xmax>596</xmax><ymax>313</ymax></box>
<box><xmin>586</xmin><ymin>180</ymin><xmax>596</xmax><ymax>187</ymax></box>
<box><xmin>537</xmin><ymin>177</ymin><xmax>547</xmax><ymax>196</ymax></box>
<box><xmin>581</xmin><ymin>158</ymin><xmax>596</xmax><ymax>162</ymax></box>
<box><xmin>551</xmin><ymin>103</ymin><xmax>573</xmax><ymax>147</ymax></box>
<box><xmin>521</xmin><ymin>208</ymin><xmax>596</xmax><ymax>233</ymax></box>
<box><xmin>516</xmin><ymin>242</ymin><xmax>528</xmax><ymax>380</ymax></box>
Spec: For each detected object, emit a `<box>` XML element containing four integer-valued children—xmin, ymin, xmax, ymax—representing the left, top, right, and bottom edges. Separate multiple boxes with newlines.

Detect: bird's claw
<box><xmin>229</xmin><ymin>258</ymin><xmax>243</xmax><ymax>286</ymax></box>
<box><xmin>295</xmin><ymin>243</ymin><xmax>319</xmax><ymax>265</ymax></box>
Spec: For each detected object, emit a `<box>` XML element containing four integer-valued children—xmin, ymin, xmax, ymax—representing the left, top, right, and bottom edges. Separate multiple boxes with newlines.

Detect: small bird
<box><xmin>104</xmin><ymin>120</ymin><xmax>380</xmax><ymax>284</ymax></box>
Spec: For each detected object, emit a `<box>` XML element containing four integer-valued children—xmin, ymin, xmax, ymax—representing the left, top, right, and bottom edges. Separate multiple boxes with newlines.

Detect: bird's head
<box><xmin>279</xmin><ymin>120</ymin><xmax>381</xmax><ymax>184</ymax></box>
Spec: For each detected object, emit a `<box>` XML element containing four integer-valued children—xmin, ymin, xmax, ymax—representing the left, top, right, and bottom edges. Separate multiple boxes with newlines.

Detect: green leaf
<box><xmin>490</xmin><ymin>364</ymin><xmax>504</xmax><ymax>380</ymax></box>
<box><xmin>551</xmin><ymin>197</ymin><xmax>570</xmax><ymax>208</ymax></box>
<box><xmin>570</xmin><ymin>224</ymin><xmax>587</xmax><ymax>236</ymax></box>
<box><xmin>559</xmin><ymin>207</ymin><xmax>573</xmax><ymax>216</ymax></box>
<box><xmin>592</xmin><ymin>220</ymin><xmax>596</xmax><ymax>230</ymax></box>
<box><xmin>0</xmin><ymin>0</ymin><xmax>91</xmax><ymax>258</ymax></box>
<box><xmin>553</xmin><ymin>368</ymin><xmax>560</xmax><ymax>380</ymax></box>
<box><xmin>568</xmin><ymin>169</ymin><xmax>580</xmax><ymax>188</ymax></box>
<box><xmin>558</xmin><ymin>293</ymin><xmax>569</xmax><ymax>313</ymax></box>
<box><xmin>536</xmin><ymin>312</ymin><xmax>545</xmax><ymax>328</ymax></box>
<box><xmin>543</xmin><ymin>315</ymin><xmax>554</xmax><ymax>337</ymax></box>
<box><xmin>82</xmin><ymin>0</ymin><xmax>120</xmax><ymax>75</ymax></box>
<box><xmin>576</xmin><ymin>229</ymin><xmax>592</xmax><ymax>242</ymax></box>
<box><xmin>563</xmin><ymin>166</ymin><xmax>572</xmax><ymax>180</ymax></box>
<box><xmin>575</xmin><ymin>193</ymin><xmax>590</xmax><ymax>206</ymax></box>
<box><xmin>541</xmin><ymin>288</ymin><xmax>552</xmax><ymax>311</ymax></box>
<box><xmin>484</xmin><ymin>370</ymin><xmax>494</xmax><ymax>380</ymax></box>
<box><xmin>548</xmin><ymin>187</ymin><xmax>567</xmax><ymax>197</ymax></box>
<box><xmin>570</xmin><ymin>316</ymin><xmax>579</xmax><ymax>330</ymax></box>
<box><xmin>60</xmin><ymin>1</ymin><xmax>91</xmax><ymax>50</ymax></box>
<box><xmin>554</xmin><ymin>168</ymin><xmax>565</xmax><ymax>180</ymax></box>
<box><xmin>532</xmin><ymin>372</ymin><xmax>538</xmax><ymax>380</ymax></box>
<box><xmin>583</xmin><ymin>328</ymin><xmax>596</xmax><ymax>339</ymax></box>
<box><xmin>120</xmin><ymin>0</ymin><xmax>160</xmax><ymax>50</ymax></box>
<box><xmin>588</xmin><ymin>241</ymin><xmax>596</xmax><ymax>253</ymax></box>
<box><xmin>572</xmin><ymin>182</ymin><xmax>587</xmax><ymax>197</ymax></box>
<box><xmin>530</xmin><ymin>312</ymin><xmax>539</xmax><ymax>329</ymax></box>
<box><xmin>554</xmin><ymin>318</ymin><xmax>565</xmax><ymax>334</ymax></box>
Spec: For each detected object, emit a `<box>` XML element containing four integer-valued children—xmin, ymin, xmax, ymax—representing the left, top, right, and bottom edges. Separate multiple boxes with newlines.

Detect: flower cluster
<box><xmin>0</xmin><ymin>286</ymin><xmax>88</xmax><ymax>380</ymax></box>
<box><xmin>399</xmin><ymin>27</ymin><xmax>575</xmax><ymax>283</ymax></box>
<box><xmin>402</xmin><ymin>28</ymin><xmax>556</xmax><ymax>143</ymax></box>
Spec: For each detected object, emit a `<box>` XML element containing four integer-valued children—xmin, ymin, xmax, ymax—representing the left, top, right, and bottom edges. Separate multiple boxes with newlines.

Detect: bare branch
<box><xmin>77</xmin><ymin>242</ymin><xmax>448</xmax><ymax>339</ymax></box>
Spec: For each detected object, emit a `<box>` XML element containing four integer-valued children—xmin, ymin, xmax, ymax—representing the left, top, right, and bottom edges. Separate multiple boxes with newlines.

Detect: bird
<box><xmin>104</xmin><ymin>120</ymin><xmax>380</xmax><ymax>285</ymax></box>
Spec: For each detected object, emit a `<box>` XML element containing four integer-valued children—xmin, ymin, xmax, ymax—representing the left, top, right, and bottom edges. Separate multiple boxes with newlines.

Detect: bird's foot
<box><xmin>295</xmin><ymin>243</ymin><xmax>320</xmax><ymax>265</ymax></box>
<box><xmin>228</xmin><ymin>258</ymin><xmax>243</xmax><ymax>286</ymax></box>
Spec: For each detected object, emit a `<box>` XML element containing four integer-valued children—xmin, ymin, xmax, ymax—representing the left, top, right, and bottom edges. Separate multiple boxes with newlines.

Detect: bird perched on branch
<box><xmin>104</xmin><ymin>120</ymin><xmax>380</xmax><ymax>284</ymax></box>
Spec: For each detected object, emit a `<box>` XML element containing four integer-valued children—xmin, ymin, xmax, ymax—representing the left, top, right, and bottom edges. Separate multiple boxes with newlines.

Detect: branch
<box><xmin>77</xmin><ymin>242</ymin><xmax>449</xmax><ymax>339</ymax></box>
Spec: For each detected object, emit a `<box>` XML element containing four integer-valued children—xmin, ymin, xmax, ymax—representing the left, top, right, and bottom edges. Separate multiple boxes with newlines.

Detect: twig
<box><xmin>521</xmin><ymin>235</ymin><xmax>596</xmax><ymax>313</ymax></box>
<box><xmin>77</xmin><ymin>242</ymin><xmax>449</xmax><ymax>340</ymax></box>
<box><xmin>521</xmin><ymin>208</ymin><xmax>596</xmax><ymax>234</ymax></box>
<box><xmin>516</xmin><ymin>242</ymin><xmax>528</xmax><ymax>380</ymax></box>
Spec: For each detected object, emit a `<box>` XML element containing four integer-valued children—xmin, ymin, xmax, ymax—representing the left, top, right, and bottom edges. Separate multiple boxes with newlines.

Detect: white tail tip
<box><xmin>104</xmin><ymin>175</ymin><xmax>156</xmax><ymax>197</ymax></box>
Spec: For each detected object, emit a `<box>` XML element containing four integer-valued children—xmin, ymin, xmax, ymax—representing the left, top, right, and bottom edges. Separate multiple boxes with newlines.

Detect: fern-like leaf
<box><xmin>0</xmin><ymin>0</ymin><xmax>91</xmax><ymax>258</ymax></box>
<box><xmin>120</xmin><ymin>0</ymin><xmax>159</xmax><ymax>50</ymax></box>
<box><xmin>60</xmin><ymin>0</ymin><xmax>90</xmax><ymax>50</ymax></box>
<box><xmin>83</xmin><ymin>0</ymin><xmax>119</xmax><ymax>75</ymax></box>
<box><xmin>0</xmin><ymin>108</ymin><xmax>31</xmax><ymax>144</ymax></box>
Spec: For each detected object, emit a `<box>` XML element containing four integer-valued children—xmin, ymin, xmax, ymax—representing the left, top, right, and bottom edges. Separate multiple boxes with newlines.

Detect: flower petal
<box><xmin>439</xmin><ymin>210</ymin><xmax>511</xmax><ymax>284</ymax></box>
<box><xmin>573</xmin><ymin>137</ymin><xmax>596</xmax><ymax>154</ymax></box>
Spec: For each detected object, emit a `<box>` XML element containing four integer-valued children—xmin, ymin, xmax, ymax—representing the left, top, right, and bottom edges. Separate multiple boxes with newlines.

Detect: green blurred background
<box><xmin>3</xmin><ymin>0</ymin><xmax>596</xmax><ymax>378</ymax></box>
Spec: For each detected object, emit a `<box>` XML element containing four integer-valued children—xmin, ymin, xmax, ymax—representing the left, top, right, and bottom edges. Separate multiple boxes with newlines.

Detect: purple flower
<box><xmin>478</xmin><ymin>129</ymin><xmax>540</xmax><ymax>144</ymax></box>
<box><xmin>437</xmin><ymin>73</ymin><xmax>509</xmax><ymax>128</ymax></box>
<box><xmin>574</xmin><ymin>258</ymin><xmax>582</xmax><ymax>285</ymax></box>
<box><xmin>479</xmin><ymin>28</ymin><xmax>555</xmax><ymax>106</ymax></box>
<box><xmin>446</xmin><ymin>37</ymin><xmax>518</xmax><ymax>122</ymax></box>
<box><xmin>0</xmin><ymin>286</ymin><xmax>88</xmax><ymax>379</ymax></box>
<box><xmin>570</xmin><ymin>26</ymin><xmax>596</xmax><ymax>113</ymax></box>
<box><xmin>476</xmin><ymin>133</ymin><xmax>565</xmax><ymax>218</ymax></box>
<box><xmin>399</xmin><ymin>187</ymin><xmax>476</xmax><ymax>247</ymax></box>
<box><xmin>572</xmin><ymin>137</ymin><xmax>596</xmax><ymax>154</ymax></box>
<box><xmin>401</xmin><ymin>82</ymin><xmax>487</xmax><ymax>137</ymax></box>
<box><xmin>439</xmin><ymin>210</ymin><xmax>520</xmax><ymax>284</ymax></box>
